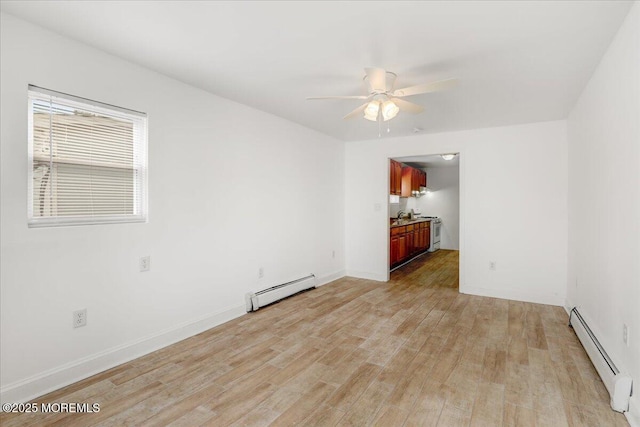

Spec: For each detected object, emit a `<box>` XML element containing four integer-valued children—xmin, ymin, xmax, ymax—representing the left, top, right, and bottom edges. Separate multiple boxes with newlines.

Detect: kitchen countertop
<box><xmin>390</xmin><ymin>218</ymin><xmax>431</xmax><ymax>228</ymax></box>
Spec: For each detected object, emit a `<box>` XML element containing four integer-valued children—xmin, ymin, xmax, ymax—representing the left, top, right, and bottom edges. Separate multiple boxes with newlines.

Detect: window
<box><xmin>28</xmin><ymin>86</ymin><xmax>147</xmax><ymax>227</ymax></box>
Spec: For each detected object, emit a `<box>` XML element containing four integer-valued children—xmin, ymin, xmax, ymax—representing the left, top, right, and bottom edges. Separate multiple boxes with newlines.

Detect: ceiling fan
<box><xmin>307</xmin><ymin>67</ymin><xmax>457</xmax><ymax>122</ymax></box>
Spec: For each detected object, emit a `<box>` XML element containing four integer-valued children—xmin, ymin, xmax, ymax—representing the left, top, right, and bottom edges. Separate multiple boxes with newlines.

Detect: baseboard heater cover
<box><xmin>569</xmin><ymin>307</ymin><xmax>633</xmax><ymax>412</ymax></box>
<box><xmin>245</xmin><ymin>274</ymin><xmax>316</xmax><ymax>312</ymax></box>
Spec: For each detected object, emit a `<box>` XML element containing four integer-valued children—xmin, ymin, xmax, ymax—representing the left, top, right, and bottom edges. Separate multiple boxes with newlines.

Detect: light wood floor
<box><xmin>2</xmin><ymin>250</ymin><xmax>628</xmax><ymax>426</ymax></box>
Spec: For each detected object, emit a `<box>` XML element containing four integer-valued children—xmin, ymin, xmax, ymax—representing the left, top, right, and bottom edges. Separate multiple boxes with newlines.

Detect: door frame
<box><xmin>384</xmin><ymin>152</ymin><xmax>465</xmax><ymax>292</ymax></box>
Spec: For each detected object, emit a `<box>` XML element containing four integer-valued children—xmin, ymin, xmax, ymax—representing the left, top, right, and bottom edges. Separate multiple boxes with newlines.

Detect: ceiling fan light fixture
<box><xmin>363</xmin><ymin>101</ymin><xmax>380</xmax><ymax>121</ymax></box>
<box><xmin>381</xmin><ymin>100</ymin><xmax>399</xmax><ymax>121</ymax></box>
<box><xmin>441</xmin><ymin>153</ymin><xmax>457</xmax><ymax>161</ymax></box>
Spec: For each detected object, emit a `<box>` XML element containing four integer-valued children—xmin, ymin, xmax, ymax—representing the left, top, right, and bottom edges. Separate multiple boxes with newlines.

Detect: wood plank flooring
<box><xmin>1</xmin><ymin>250</ymin><xmax>628</xmax><ymax>426</ymax></box>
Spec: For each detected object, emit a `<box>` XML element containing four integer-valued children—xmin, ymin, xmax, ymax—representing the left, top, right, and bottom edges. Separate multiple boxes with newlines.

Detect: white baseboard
<box><xmin>1</xmin><ymin>272</ymin><xmax>348</xmax><ymax>405</ymax></box>
<box><xmin>627</xmin><ymin>393</ymin><xmax>640</xmax><ymax>427</ymax></box>
<box><xmin>316</xmin><ymin>270</ymin><xmax>346</xmax><ymax>287</ymax></box>
<box><xmin>460</xmin><ymin>285</ymin><xmax>564</xmax><ymax>306</ymax></box>
<box><xmin>0</xmin><ymin>304</ymin><xmax>246</xmax><ymax>405</ymax></box>
<box><xmin>345</xmin><ymin>270</ymin><xmax>387</xmax><ymax>282</ymax></box>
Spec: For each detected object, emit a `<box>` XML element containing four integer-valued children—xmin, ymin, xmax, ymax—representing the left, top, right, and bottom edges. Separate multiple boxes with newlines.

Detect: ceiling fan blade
<box><xmin>343</xmin><ymin>102</ymin><xmax>369</xmax><ymax>120</ymax></box>
<box><xmin>364</xmin><ymin>67</ymin><xmax>387</xmax><ymax>92</ymax></box>
<box><xmin>306</xmin><ymin>95</ymin><xmax>370</xmax><ymax>100</ymax></box>
<box><xmin>390</xmin><ymin>97</ymin><xmax>424</xmax><ymax>114</ymax></box>
<box><xmin>392</xmin><ymin>78</ymin><xmax>457</xmax><ymax>97</ymax></box>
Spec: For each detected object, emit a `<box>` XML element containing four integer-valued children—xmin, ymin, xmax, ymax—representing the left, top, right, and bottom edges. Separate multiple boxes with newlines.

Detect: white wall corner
<box><xmin>0</xmin><ymin>304</ymin><xmax>246</xmax><ymax>405</ymax></box>
<box><xmin>316</xmin><ymin>270</ymin><xmax>347</xmax><ymax>287</ymax></box>
<box><xmin>563</xmin><ymin>300</ymin><xmax>573</xmax><ymax>317</ymax></box>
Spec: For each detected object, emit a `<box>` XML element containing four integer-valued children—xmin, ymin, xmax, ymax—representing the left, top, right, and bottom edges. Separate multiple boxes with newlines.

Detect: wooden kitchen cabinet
<box><xmin>389</xmin><ymin>160</ymin><xmax>402</xmax><ymax>195</ymax></box>
<box><xmin>406</xmin><ymin>224</ymin><xmax>415</xmax><ymax>255</ymax></box>
<box><xmin>397</xmin><ymin>234</ymin><xmax>407</xmax><ymax>261</ymax></box>
<box><xmin>415</xmin><ymin>222</ymin><xmax>423</xmax><ymax>251</ymax></box>
<box><xmin>390</xmin><ymin>236</ymin><xmax>399</xmax><ymax>265</ymax></box>
<box><xmin>418</xmin><ymin>221</ymin><xmax>430</xmax><ymax>251</ymax></box>
<box><xmin>390</xmin><ymin>220</ymin><xmax>431</xmax><ymax>268</ymax></box>
<box><xmin>426</xmin><ymin>225</ymin><xmax>431</xmax><ymax>251</ymax></box>
<box><xmin>401</xmin><ymin>166</ymin><xmax>427</xmax><ymax>197</ymax></box>
<box><xmin>401</xmin><ymin>167</ymin><xmax>414</xmax><ymax>197</ymax></box>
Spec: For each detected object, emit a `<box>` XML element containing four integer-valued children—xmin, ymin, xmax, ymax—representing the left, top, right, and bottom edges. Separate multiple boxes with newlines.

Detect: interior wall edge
<box><xmin>460</xmin><ymin>285</ymin><xmax>565</xmax><ymax>307</ymax></box>
<box><xmin>344</xmin><ymin>270</ymin><xmax>387</xmax><ymax>282</ymax></box>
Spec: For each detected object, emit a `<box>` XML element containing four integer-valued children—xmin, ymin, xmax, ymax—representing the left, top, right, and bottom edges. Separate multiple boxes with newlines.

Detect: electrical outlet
<box><xmin>258</xmin><ymin>267</ymin><xmax>264</xmax><ymax>279</ymax></box>
<box><xmin>140</xmin><ymin>256</ymin><xmax>150</xmax><ymax>272</ymax></box>
<box><xmin>489</xmin><ymin>261</ymin><xmax>496</xmax><ymax>271</ymax></box>
<box><xmin>73</xmin><ymin>309</ymin><xmax>87</xmax><ymax>328</ymax></box>
<box><xmin>623</xmin><ymin>324</ymin><xmax>629</xmax><ymax>346</ymax></box>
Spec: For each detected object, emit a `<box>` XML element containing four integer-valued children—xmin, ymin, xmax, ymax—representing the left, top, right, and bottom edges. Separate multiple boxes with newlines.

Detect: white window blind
<box><xmin>28</xmin><ymin>86</ymin><xmax>148</xmax><ymax>227</ymax></box>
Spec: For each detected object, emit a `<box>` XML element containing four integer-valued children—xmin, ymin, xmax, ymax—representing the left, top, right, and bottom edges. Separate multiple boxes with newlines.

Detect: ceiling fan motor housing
<box><xmin>363</xmin><ymin>70</ymin><xmax>397</xmax><ymax>94</ymax></box>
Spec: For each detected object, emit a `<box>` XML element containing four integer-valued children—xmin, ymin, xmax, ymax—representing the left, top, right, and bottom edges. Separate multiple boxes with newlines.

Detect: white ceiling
<box><xmin>1</xmin><ymin>1</ymin><xmax>633</xmax><ymax>141</ymax></box>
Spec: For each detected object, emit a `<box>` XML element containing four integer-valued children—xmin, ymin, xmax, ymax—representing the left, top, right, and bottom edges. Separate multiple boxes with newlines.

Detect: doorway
<box><xmin>387</xmin><ymin>153</ymin><xmax>462</xmax><ymax>290</ymax></box>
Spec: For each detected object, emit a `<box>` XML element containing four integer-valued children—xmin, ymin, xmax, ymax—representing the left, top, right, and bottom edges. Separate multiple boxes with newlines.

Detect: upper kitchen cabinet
<box><xmin>389</xmin><ymin>159</ymin><xmax>402</xmax><ymax>195</ymax></box>
<box><xmin>401</xmin><ymin>166</ymin><xmax>427</xmax><ymax>197</ymax></box>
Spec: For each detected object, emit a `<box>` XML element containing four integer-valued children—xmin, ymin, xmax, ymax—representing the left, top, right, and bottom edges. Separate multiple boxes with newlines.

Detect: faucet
<box><xmin>397</xmin><ymin>211</ymin><xmax>405</xmax><ymax>220</ymax></box>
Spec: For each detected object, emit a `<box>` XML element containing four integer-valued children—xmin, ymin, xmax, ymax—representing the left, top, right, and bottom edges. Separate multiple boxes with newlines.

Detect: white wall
<box><xmin>389</xmin><ymin>194</ymin><xmax>416</xmax><ymax>219</ymax></box>
<box><xmin>417</xmin><ymin>166</ymin><xmax>460</xmax><ymax>250</ymax></box>
<box><xmin>0</xmin><ymin>13</ymin><xmax>345</xmax><ymax>403</ymax></box>
<box><xmin>566</xmin><ymin>3</ymin><xmax>640</xmax><ymax>422</ymax></box>
<box><xmin>345</xmin><ymin>120</ymin><xmax>568</xmax><ymax>306</ymax></box>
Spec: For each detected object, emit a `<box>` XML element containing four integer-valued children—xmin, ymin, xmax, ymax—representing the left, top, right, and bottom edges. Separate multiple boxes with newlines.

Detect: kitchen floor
<box><xmin>1</xmin><ymin>250</ymin><xmax>626</xmax><ymax>426</ymax></box>
<box><xmin>391</xmin><ymin>249</ymin><xmax>459</xmax><ymax>290</ymax></box>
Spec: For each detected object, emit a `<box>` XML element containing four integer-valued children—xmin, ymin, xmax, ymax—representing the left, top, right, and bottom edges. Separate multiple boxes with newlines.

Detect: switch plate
<box><xmin>258</xmin><ymin>267</ymin><xmax>264</xmax><ymax>279</ymax></box>
<box><xmin>140</xmin><ymin>256</ymin><xmax>150</xmax><ymax>272</ymax></box>
<box><xmin>623</xmin><ymin>324</ymin><xmax>629</xmax><ymax>346</ymax></box>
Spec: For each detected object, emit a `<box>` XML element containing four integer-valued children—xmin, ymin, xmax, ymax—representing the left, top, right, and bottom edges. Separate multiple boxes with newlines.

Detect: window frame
<box><xmin>27</xmin><ymin>85</ymin><xmax>148</xmax><ymax>228</ymax></box>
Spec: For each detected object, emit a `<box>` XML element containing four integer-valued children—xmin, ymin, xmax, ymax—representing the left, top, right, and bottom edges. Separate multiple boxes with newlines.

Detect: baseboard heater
<box><xmin>245</xmin><ymin>274</ymin><xmax>316</xmax><ymax>312</ymax></box>
<box><xmin>569</xmin><ymin>307</ymin><xmax>633</xmax><ymax>412</ymax></box>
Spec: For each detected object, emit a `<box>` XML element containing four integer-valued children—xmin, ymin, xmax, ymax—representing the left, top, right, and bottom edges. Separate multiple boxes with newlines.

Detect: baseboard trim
<box><xmin>316</xmin><ymin>270</ymin><xmax>346</xmax><ymax>287</ymax></box>
<box><xmin>0</xmin><ymin>304</ymin><xmax>246</xmax><ymax>405</ymax></box>
<box><xmin>460</xmin><ymin>285</ymin><xmax>564</xmax><ymax>306</ymax></box>
<box><xmin>345</xmin><ymin>270</ymin><xmax>387</xmax><ymax>282</ymax></box>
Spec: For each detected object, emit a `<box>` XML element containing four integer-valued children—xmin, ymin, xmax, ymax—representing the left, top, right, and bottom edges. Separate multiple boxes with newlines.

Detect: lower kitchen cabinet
<box><xmin>390</xmin><ymin>220</ymin><xmax>431</xmax><ymax>269</ymax></box>
<box><xmin>398</xmin><ymin>235</ymin><xmax>407</xmax><ymax>261</ymax></box>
